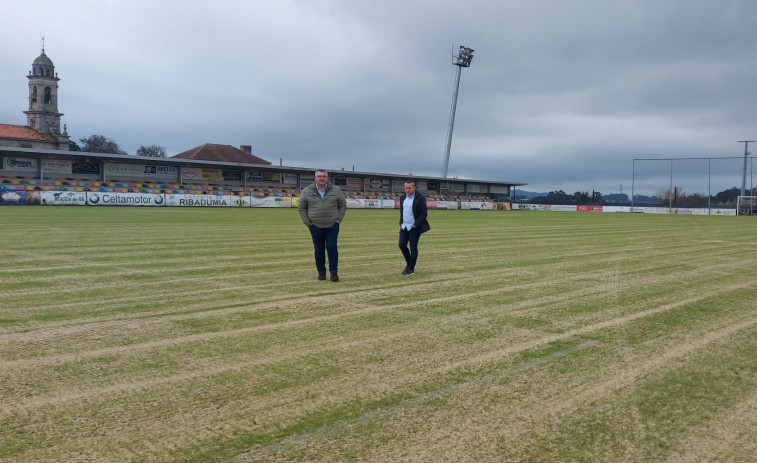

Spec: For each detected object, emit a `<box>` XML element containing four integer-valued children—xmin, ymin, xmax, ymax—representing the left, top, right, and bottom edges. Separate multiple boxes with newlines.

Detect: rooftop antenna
<box><xmin>41</xmin><ymin>35</ymin><xmax>45</xmax><ymax>53</ymax></box>
<box><xmin>441</xmin><ymin>45</ymin><xmax>475</xmax><ymax>178</ymax></box>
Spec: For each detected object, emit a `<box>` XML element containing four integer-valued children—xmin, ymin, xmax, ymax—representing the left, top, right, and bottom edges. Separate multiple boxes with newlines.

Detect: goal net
<box><xmin>737</xmin><ymin>196</ymin><xmax>757</xmax><ymax>216</ymax></box>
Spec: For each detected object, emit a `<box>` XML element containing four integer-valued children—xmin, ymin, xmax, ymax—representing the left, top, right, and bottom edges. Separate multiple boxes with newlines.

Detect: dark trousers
<box><xmin>309</xmin><ymin>223</ymin><xmax>340</xmax><ymax>274</ymax></box>
<box><xmin>399</xmin><ymin>227</ymin><xmax>421</xmax><ymax>271</ymax></box>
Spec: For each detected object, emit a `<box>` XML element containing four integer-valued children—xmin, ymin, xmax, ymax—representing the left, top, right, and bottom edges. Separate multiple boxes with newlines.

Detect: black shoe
<box><xmin>404</xmin><ymin>269</ymin><xmax>415</xmax><ymax>276</ymax></box>
<box><xmin>402</xmin><ymin>267</ymin><xmax>409</xmax><ymax>275</ymax></box>
<box><xmin>330</xmin><ymin>272</ymin><xmax>339</xmax><ymax>282</ymax></box>
<box><xmin>317</xmin><ymin>273</ymin><xmax>326</xmax><ymax>280</ymax></box>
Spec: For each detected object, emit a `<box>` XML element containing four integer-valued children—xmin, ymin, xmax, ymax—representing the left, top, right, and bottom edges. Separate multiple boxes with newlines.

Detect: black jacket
<box><xmin>399</xmin><ymin>193</ymin><xmax>431</xmax><ymax>234</ymax></box>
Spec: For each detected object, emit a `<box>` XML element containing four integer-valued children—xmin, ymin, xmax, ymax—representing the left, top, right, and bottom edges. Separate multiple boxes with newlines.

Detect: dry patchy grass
<box><xmin>1</xmin><ymin>207</ymin><xmax>756</xmax><ymax>462</ymax></box>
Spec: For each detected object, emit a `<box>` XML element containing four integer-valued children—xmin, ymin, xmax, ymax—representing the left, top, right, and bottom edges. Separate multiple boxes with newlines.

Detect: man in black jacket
<box><xmin>398</xmin><ymin>179</ymin><xmax>431</xmax><ymax>275</ymax></box>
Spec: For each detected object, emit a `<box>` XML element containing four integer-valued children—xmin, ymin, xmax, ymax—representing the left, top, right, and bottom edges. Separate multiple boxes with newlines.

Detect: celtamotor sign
<box><xmin>87</xmin><ymin>192</ymin><xmax>165</xmax><ymax>206</ymax></box>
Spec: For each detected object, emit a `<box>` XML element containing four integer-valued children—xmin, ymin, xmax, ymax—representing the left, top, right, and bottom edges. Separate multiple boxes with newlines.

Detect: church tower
<box><xmin>24</xmin><ymin>45</ymin><xmax>65</xmax><ymax>135</ymax></box>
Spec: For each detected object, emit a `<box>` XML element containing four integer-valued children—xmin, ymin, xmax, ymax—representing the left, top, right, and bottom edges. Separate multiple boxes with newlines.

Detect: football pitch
<box><xmin>1</xmin><ymin>207</ymin><xmax>756</xmax><ymax>462</ymax></box>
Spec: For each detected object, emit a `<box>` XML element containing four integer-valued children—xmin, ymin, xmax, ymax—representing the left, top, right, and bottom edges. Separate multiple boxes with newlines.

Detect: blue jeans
<box><xmin>309</xmin><ymin>223</ymin><xmax>340</xmax><ymax>274</ymax></box>
<box><xmin>399</xmin><ymin>227</ymin><xmax>421</xmax><ymax>271</ymax></box>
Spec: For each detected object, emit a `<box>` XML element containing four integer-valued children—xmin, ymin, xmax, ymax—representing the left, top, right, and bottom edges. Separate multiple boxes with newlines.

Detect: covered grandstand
<box><xmin>0</xmin><ymin>146</ymin><xmax>525</xmax><ymax>209</ymax></box>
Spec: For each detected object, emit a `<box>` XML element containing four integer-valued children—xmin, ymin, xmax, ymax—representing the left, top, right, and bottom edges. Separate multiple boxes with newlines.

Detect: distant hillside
<box><xmin>513</xmin><ymin>190</ymin><xmax>546</xmax><ymax>199</ymax></box>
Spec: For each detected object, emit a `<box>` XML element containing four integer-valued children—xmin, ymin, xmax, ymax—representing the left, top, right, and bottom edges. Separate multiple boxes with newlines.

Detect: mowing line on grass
<box><xmin>225</xmin><ymin>340</ymin><xmax>600</xmax><ymax>462</ymax></box>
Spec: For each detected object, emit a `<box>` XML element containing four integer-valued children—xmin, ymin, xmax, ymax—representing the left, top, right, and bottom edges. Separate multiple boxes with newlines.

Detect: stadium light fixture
<box><xmin>441</xmin><ymin>45</ymin><xmax>474</xmax><ymax>179</ymax></box>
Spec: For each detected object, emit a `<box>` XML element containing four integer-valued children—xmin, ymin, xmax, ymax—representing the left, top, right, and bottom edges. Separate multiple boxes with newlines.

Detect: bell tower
<box><xmin>24</xmin><ymin>41</ymin><xmax>65</xmax><ymax>135</ymax></box>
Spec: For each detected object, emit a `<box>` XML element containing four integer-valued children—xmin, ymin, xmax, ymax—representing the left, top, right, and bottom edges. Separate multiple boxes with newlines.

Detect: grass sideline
<box><xmin>1</xmin><ymin>207</ymin><xmax>756</xmax><ymax>462</ymax></box>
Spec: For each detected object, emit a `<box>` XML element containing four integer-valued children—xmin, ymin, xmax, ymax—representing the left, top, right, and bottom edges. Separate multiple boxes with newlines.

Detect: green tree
<box><xmin>79</xmin><ymin>134</ymin><xmax>127</xmax><ymax>154</ymax></box>
<box><xmin>136</xmin><ymin>144</ymin><xmax>167</xmax><ymax>157</ymax></box>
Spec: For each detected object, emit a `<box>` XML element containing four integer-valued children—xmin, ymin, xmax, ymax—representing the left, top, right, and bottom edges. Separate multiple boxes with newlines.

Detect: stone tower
<box><xmin>24</xmin><ymin>47</ymin><xmax>63</xmax><ymax>134</ymax></box>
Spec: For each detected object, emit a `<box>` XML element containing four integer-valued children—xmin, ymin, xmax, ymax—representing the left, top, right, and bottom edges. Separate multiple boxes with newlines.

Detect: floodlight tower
<box><xmin>441</xmin><ymin>45</ymin><xmax>474</xmax><ymax>178</ymax></box>
<box><xmin>739</xmin><ymin>140</ymin><xmax>755</xmax><ymax>196</ymax></box>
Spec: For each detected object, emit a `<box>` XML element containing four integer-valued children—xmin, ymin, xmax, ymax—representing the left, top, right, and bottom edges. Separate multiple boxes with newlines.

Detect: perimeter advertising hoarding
<box><xmin>346</xmin><ymin>198</ymin><xmax>390</xmax><ymax>208</ymax></box>
<box><xmin>0</xmin><ymin>191</ymin><xmax>86</xmax><ymax>205</ymax></box>
<box><xmin>40</xmin><ymin>191</ymin><xmax>87</xmax><ymax>205</ymax></box>
<box><xmin>86</xmin><ymin>192</ymin><xmax>165</xmax><ymax>206</ymax></box>
<box><xmin>1</xmin><ymin>190</ymin><xmax>29</xmax><ymax>204</ymax></box>
<box><xmin>460</xmin><ymin>201</ymin><xmax>494</xmax><ymax>210</ymax></box>
<box><xmin>164</xmin><ymin>194</ymin><xmax>250</xmax><ymax>207</ymax></box>
<box><xmin>250</xmin><ymin>197</ymin><xmax>291</xmax><ymax>207</ymax></box>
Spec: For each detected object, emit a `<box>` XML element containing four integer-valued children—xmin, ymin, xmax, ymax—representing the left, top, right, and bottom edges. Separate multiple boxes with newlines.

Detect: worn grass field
<box><xmin>1</xmin><ymin>206</ymin><xmax>756</xmax><ymax>462</ymax></box>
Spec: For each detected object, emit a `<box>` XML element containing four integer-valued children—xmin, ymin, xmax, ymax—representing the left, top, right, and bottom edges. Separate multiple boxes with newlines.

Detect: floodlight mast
<box><xmin>441</xmin><ymin>45</ymin><xmax>474</xmax><ymax>178</ymax></box>
<box><xmin>739</xmin><ymin>140</ymin><xmax>755</xmax><ymax>196</ymax></box>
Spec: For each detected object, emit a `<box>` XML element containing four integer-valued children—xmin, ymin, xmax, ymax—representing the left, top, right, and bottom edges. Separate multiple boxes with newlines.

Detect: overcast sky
<box><xmin>2</xmin><ymin>0</ymin><xmax>756</xmax><ymax>195</ymax></box>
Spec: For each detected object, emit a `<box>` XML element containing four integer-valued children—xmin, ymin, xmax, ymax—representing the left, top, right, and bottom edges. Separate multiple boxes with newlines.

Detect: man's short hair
<box><xmin>315</xmin><ymin>169</ymin><xmax>328</xmax><ymax>176</ymax></box>
<box><xmin>404</xmin><ymin>179</ymin><xmax>416</xmax><ymax>186</ymax></box>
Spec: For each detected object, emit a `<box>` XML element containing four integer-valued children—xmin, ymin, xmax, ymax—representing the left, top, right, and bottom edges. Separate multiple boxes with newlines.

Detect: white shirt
<box><xmin>402</xmin><ymin>194</ymin><xmax>415</xmax><ymax>230</ymax></box>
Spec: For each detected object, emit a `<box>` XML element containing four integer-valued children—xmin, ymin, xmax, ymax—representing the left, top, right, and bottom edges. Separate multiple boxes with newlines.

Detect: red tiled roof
<box><xmin>172</xmin><ymin>144</ymin><xmax>271</xmax><ymax>164</ymax></box>
<box><xmin>0</xmin><ymin>124</ymin><xmax>54</xmax><ymax>141</ymax></box>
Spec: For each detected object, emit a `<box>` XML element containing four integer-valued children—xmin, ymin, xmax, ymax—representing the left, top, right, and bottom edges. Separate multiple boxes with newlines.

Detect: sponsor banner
<box><xmin>3</xmin><ymin>157</ymin><xmax>38</xmax><ymax>171</ymax></box>
<box><xmin>365</xmin><ymin>178</ymin><xmax>390</xmax><ymax>189</ymax></box>
<box><xmin>87</xmin><ymin>192</ymin><xmax>165</xmax><ymax>206</ymax></box>
<box><xmin>72</xmin><ymin>160</ymin><xmax>100</xmax><ymax>174</ymax></box>
<box><xmin>427</xmin><ymin>182</ymin><xmax>439</xmax><ymax>191</ymax></box>
<box><xmin>603</xmin><ymin>206</ymin><xmax>632</xmax><ymax>213</ymax></box>
<box><xmin>346</xmin><ymin>198</ymin><xmax>384</xmax><ymax>208</ymax></box>
<box><xmin>299</xmin><ymin>175</ymin><xmax>314</xmax><ymax>188</ymax></box>
<box><xmin>347</xmin><ymin>177</ymin><xmax>361</xmax><ymax>188</ymax></box>
<box><xmin>291</xmin><ymin>196</ymin><xmax>300</xmax><ymax>208</ymax></box>
<box><xmin>714</xmin><ymin>209</ymin><xmax>737</xmax><ymax>215</ymax></box>
<box><xmin>107</xmin><ymin>163</ymin><xmax>176</xmax><ymax>178</ymax></box>
<box><xmin>467</xmin><ymin>184</ymin><xmax>488</xmax><ymax>193</ymax></box>
<box><xmin>42</xmin><ymin>159</ymin><xmax>72</xmax><ymax>174</ymax></box>
<box><xmin>435</xmin><ymin>200</ymin><xmax>459</xmax><ymax>210</ymax></box>
<box><xmin>182</xmin><ymin>167</ymin><xmax>201</xmax><ymax>180</ymax></box>
<box><xmin>223</xmin><ymin>170</ymin><xmax>242</xmax><ymax>181</ymax></box>
<box><xmin>1</xmin><ymin>190</ymin><xmax>84</xmax><ymax>205</ymax></box>
<box><xmin>1</xmin><ymin>190</ymin><xmax>30</xmax><ymax>204</ymax></box>
<box><xmin>417</xmin><ymin>181</ymin><xmax>428</xmax><ymax>191</ymax></box>
<box><xmin>181</xmin><ymin>167</ymin><xmax>220</xmax><ymax>181</ymax></box>
<box><xmin>40</xmin><ymin>191</ymin><xmax>86</xmax><ymax>205</ymax></box>
<box><xmin>577</xmin><ymin>205</ymin><xmax>603</xmax><ymax>212</ymax></box>
<box><xmin>460</xmin><ymin>201</ymin><xmax>494</xmax><ymax>210</ymax></box>
<box><xmin>247</xmin><ymin>170</ymin><xmax>263</xmax><ymax>182</ymax></box>
<box><xmin>165</xmin><ymin>194</ymin><xmax>237</xmax><ymax>207</ymax></box>
<box><xmin>250</xmin><ymin>196</ymin><xmax>291</xmax><ymax>207</ymax></box>
<box><xmin>262</xmin><ymin>172</ymin><xmax>280</xmax><ymax>182</ymax></box>
<box><xmin>283</xmin><ymin>173</ymin><xmax>297</xmax><ymax>185</ymax></box>
<box><xmin>451</xmin><ymin>183</ymin><xmax>465</xmax><ymax>193</ymax></box>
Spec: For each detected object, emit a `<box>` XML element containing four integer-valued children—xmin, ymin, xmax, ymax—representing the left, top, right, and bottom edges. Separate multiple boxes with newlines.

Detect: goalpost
<box><xmin>737</xmin><ymin>196</ymin><xmax>757</xmax><ymax>216</ymax></box>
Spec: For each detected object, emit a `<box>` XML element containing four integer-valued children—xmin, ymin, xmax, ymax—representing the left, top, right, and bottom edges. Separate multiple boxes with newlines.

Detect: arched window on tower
<box><xmin>44</xmin><ymin>87</ymin><xmax>52</xmax><ymax>104</ymax></box>
<box><xmin>32</xmin><ymin>86</ymin><xmax>38</xmax><ymax>103</ymax></box>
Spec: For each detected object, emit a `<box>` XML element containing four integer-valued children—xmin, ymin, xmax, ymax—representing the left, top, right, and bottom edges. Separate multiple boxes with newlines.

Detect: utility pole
<box><xmin>739</xmin><ymin>140</ymin><xmax>755</xmax><ymax>197</ymax></box>
<box><xmin>441</xmin><ymin>45</ymin><xmax>474</xmax><ymax>178</ymax></box>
